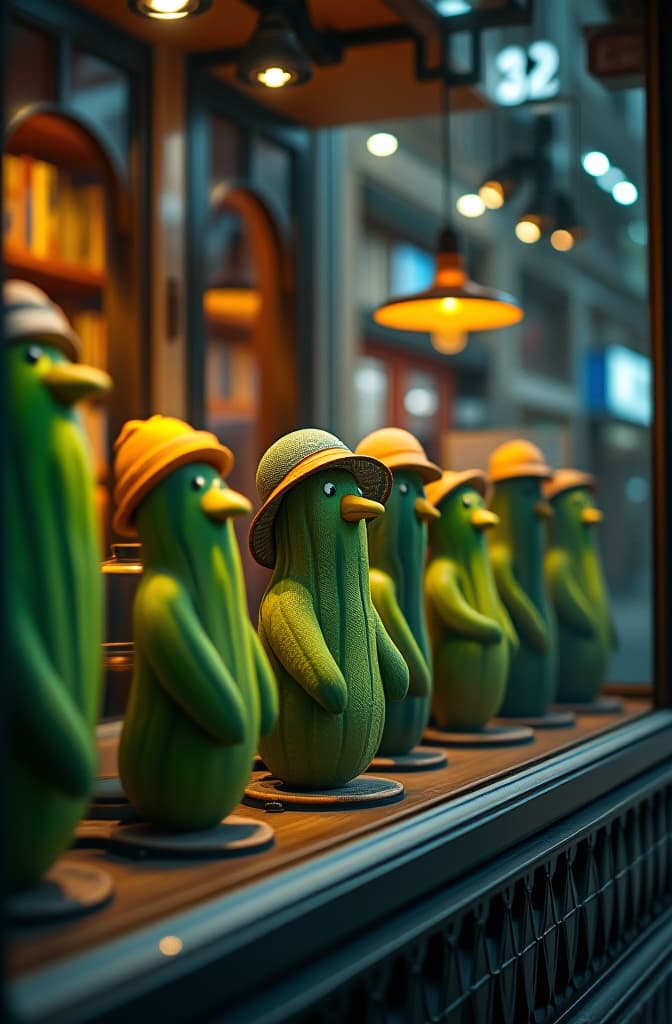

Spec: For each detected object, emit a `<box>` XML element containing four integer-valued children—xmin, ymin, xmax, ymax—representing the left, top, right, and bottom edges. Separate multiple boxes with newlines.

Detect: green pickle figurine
<box><xmin>544</xmin><ymin>469</ymin><xmax>616</xmax><ymax>706</ymax></box>
<box><xmin>355</xmin><ymin>428</ymin><xmax>441</xmax><ymax>755</ymax></box>
<box><xmin>249</xmin><ymin>429</ymin><xmax>409</xmax><ymax>789</ymax></box>
<box><xmin>487</xmin><ymin>440</ymin><xmax>557</xmax><ymax>719</ymax></box>
<box><xmin>7</xmin><ymin>280</ymin><xmax>112</xmax><ymax>890</ymax></box>
<box><xmin>113</xmin><ymin>415</ymin><xmax>278</xmax><ymax>830</ymax></box>
<box><xmin>424</xmin><ymin>470</ymin><xmax>518</xmax><ymax>731</ymax></box>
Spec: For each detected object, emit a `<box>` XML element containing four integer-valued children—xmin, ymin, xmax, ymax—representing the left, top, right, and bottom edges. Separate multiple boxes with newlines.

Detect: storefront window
<box><xmin>70</xmin><ymin>49</ymin><xmax>131</xmax><ymax>165</ymax></box>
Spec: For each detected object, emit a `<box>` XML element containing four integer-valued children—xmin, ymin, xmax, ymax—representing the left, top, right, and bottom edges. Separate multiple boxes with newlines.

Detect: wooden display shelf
<box><xmin>9</xmin><ymin>698</ymin><xmax>654</xmax><ymax>981</ymax></box>
<box><xmin>4</xmin><ymin>246</ymin><xmax>105</xmax><ymax>297</ymax></box>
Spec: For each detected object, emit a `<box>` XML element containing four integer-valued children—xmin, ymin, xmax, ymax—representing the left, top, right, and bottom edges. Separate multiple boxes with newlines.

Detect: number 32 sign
<box><xmin>492</xmin><ymin>41</ymin><xmax>561</xmax><ymax>106</ymax></box>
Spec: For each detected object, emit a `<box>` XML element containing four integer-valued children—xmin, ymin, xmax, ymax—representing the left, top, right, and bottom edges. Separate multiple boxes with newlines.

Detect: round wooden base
<box><xmin>554</xmin><ymin>697</ymin><xmax>624</xmax><ymax>715</ymax></box>
<box><xmin>424</xmin><ymin>723</ymin><xmax>535</xmax><ymax>747</ymax></box>
<box><xmin>8</xmin><ymin>862</ymin><xmax>113</xmax><ymax>923</ymax></box>
<box><xmin>503</xmin><ymin>710</ymin><xmax>576</xmax><ymax>729</ymax></box>
<box><xmin>368</xmin><ymin>746</ymin><xmax>448</xmax><ymax>772</ymax></box>
<box><xmin>77</xmin><ymin>815</ymin><xmax>274</xmax><ymax>859</ymax></box>
<box><xmin>244</xmin><ymin>774</ymin><xmax>404</xmax><ymax>810</ymax></box>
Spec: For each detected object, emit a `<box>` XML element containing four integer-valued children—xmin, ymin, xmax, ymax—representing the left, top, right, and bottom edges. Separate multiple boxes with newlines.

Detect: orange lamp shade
<box><xmin>373</xmin><ymin>231</ymin><xmax>524</xmax><ymax>334</ymax></box>
<box><xmin>204</xmin><ymin>287</ymin><xmax>261</xmax><ymax>329</ymax></box>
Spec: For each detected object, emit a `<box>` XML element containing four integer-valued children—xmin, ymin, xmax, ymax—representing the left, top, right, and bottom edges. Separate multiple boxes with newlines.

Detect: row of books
<box><xmin>72</xmin><ymin>310</ymin><xmax>109</xmax><ymax>482</ymax></box>
<box><xmin>3</xmin><ymin>153</ymin><xmax>106</xmax><ymax>270</ymax></box>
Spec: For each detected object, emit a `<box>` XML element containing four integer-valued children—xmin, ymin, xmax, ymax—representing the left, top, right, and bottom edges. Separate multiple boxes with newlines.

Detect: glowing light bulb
<box><xmin>582</xmin><ymin>151</ymin><xmax>610</xmax><ymax>177</ymax></box>
<box><xmin>456</xmin><ymin>193</ymin><xmax>486</xmax><ymax>218</ymax></box>
<box><xmin>515</xmin><ymin>219</ymin><xmax>542</xmax><ymax>244</ymax></box>
<box><xmin>597</xmin><ymin>166</ymin><xmax>625</xmax><ymax>193</ymax></box>
<box><xmin>612</xmin><ymin>181</ymin><xmax>638</xmax><ymax>206</ymax></box>
<box><xmin>159</xmin><ymin>935</ymin><xmax>183</xmax><ymax>956</ymax></box>
<box><xmin>479</xmin><ymin>181</ymin><xmax>505</xmax><ymax>209</ymax></box>
<box><xmin>257</xmin><ymin>66</ymin><xmax>292</xmax><ymax>88</ymax></box>
<box><xmin>550</xmin><ymin>229</ymin><xmax>574</xmax><ymax>252</ymax></box>
<box><xmin>441</xmin><ymin>297</ymin><xmax>459</xmax><ymax>313</ymax></box>
<box><xmin>366</xmin><ymin>132</ymin><xmax>399</xmax><ymax>157</ymax></box>
<box><xmin>431</xmin><ymin>332</ymin><xmax>468</xmax><ymax>354</ymax></box>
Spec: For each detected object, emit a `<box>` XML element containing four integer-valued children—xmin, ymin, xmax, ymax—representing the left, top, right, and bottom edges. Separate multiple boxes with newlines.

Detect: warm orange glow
<box><xmin>204</xmin><ymin>288</ymin><xmax>261</xmax><ymax>328</ymax></box>
<box><xmin>550</xmin><ymin>229</ymin><xmax>574</xmax><ymax>252</ymax></box>
<box><xmin>431</xmin><ymin>331</ymin><xmax>468</xmax><ymax>354</ymax></box>
<box><xmin>257</xmin><ymin>67</ymin><xmax>293</xmax><ymax>89</ymax></box>
<box><xmin>479</xmin><ymin>181</ymin><xmax>505</xmax><ymax>209</ymax></box>
<box><xmin>159</xmin><ymin>935</ymin><xmax>183</xmax><ymax>956</ymax></box>
<box><xmin>374</xmin><ymin>294</ymin><xmax>523</xmax><ymax>332</ymax></box>
<box><xmin>515</xmin><ymin>218</ymin><xmax>542</xmax><ymax>244</ymax></box>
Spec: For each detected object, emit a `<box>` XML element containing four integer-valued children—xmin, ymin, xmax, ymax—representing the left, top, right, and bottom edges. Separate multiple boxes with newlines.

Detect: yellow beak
<box><xmin>43</xmin><ymin>363</ymin><xmax>112</xmax><ymax>405</ymax></box>
<box><xmin>534</xmin><ymin>500</ymin><xmax>553</xmax><ymax>520</ymax></box>
<box><xmin>581</xmin><ymin>507</ymin><xmax>604</xmax><ymax>525</ymax></box>
<box><xmin>471</xmin><ymin>507</ymin><xmax>499</xmax><ymax>531</ymax></box>
<box><xmin>414</xmin><ymin>496</ymin><xmax>440</xmax><ymax>522</ymax></box>
<box><xmin>201</xmin><ymin>487</ymin><xmax>252</xmax><ymax>522</ymax></box>
<box><xmin>341</xmin><ymin>494</ymin><xmax>385</xmax><ymax>522</ymax></box>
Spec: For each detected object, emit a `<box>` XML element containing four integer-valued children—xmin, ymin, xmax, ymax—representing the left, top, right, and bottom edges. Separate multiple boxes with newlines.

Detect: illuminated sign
<box><xmin>492</xmin><ymin>41</ymin><xmax>560</xmax><ymax>106</ymax></box>
<box><xmin>586</xmin><ymin>345</ymin><xmax>651</xmax><ymax>426</ymax></box>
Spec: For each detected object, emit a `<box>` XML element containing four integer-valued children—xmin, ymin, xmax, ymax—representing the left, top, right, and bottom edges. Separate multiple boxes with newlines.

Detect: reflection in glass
<box><xmin>70</xmin><ymin>50</ymin><xmax>130</xmax><ymax>164</ymax></box>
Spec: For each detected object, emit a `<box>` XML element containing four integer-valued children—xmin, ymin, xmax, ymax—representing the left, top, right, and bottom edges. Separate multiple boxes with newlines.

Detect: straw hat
<box><xmin>488</xmin><ymin>439</ymin><xmax>552</xmax><ymax>483</ymax></box>
<box><xmin>543</xmin><ymin>468</ymin><xmax>596</xmax><ymax>501</ymax></box>
<box><xmin>425</xmin><ymin>469</ymin><xmax>487</xmax><ymax>508</ymax></box>
<box><xmin>113</xmin><ymin>415</ymin><xmax>234</xmax><ymax>537</ymax></box>
<box><xmin>4</xmin><ymin>279</ymin><xmax>80</xmax><ymax>362</ymax></box>
<box><xmin>249</xmin><ymin>428</ymin><xmax>392</xmax><ymax>568</ymax></box>
<box><xmin>355</xmin><ymin>427</ymin><xmax>441</xmax><ymax>483</ymax></box>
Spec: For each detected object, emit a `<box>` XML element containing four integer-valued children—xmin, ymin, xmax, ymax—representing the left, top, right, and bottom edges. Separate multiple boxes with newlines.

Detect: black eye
<box><xmin>191</xmin><ymin>475</ymin><xmax>206</xmax><ymax>491</ymax></box>
<box><xmin>323</xmin><ymin>482</ymin><xmax>336</xmax><ymax>497</ymax></box>
<box><xmin>25</xmin><ymin>346</ymin><xmax>42</xmax><ymax>364</ymax></box>
<box><xmin>399</xmin><ymin>482</ymin><xmax>409</xmax><ymax>495</ymax></box>
<box><xmin>462</xmin><ymin>495</ymin><xmax>473</xmax><ymax>508</ymax></box>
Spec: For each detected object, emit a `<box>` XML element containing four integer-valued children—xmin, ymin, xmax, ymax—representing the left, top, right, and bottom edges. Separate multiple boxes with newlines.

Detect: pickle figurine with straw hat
<box><xmin>249</xmin><ymin>428</ymin><xmax>409</xmax><ymax>789</ymax></box>
<box><xmin>424</xmin><ymin>469</ymin><xmax>518</xmax><ymax>731</ymax></box>
<box><xmin>544</xmin><ymin>470</ymin><xmax>616</xmax><ymax>705</ymax></box>
<box><xmin>6</xmin><ymin>280</ymin><xmax>112</xmax><ymax>889</ymax></box>
<box><xmin>113</xmin><ymin>415</ymin><xmax>278</xmax><ymax>830</ymax></box>
<box><xmin>355</xmin><ymin>428</ymin><xmax>441</xmax><ymax>756</ymax></box>
<box><xmin>487</xmin><ymin>440</ymin><xmax>557</xmax><ymax>718</ymax></box>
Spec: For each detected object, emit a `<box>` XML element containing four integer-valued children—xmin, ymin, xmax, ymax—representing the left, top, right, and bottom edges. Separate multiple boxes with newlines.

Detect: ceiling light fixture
<box><xmin>366</xmin><ymin>132</ymin><xmax>399</xmax><ymax>157</ymax></box>
<box><xmin>374</xmin><ymin>81</ymin><xmax>523</xmax><ymax>341</ymax></box>
<box><xmin>612</xmin><ymin>180</ymin><xmax>638</xmax><ymax>206</ymax></box>
<box><xmin>582</xmin><ymin>150</ymin><xmax>610</xmax><ymax>177</ymax></box>
<box><xmin>477</xmin><ymin>156</ymin><xmax>527</xmax><ymax>209</ymax></box>
<box><xmin>128</xmin><ymin>0</ymin><xmax>211</xmax><ymax>20</ymax></box>
<box><xmin>456</xmin><ymin>193</ymin><xmax>486</xmax><ymax>218</ymax></box>
<box><xmin>236</xmin><ymin>10</ymin><xmax>313</xmax><ymax>89</ymax></box>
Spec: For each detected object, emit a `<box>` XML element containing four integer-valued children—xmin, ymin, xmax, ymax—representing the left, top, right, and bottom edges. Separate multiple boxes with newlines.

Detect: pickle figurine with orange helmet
<box><xmin>487</xmin><ymin>440</ymin><xmax>557</xmax><ymax>718</ymax></box>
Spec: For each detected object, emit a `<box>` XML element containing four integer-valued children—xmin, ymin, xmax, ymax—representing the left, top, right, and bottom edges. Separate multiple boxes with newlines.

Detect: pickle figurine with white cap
<box><xmin>6</xmin><ymin>280</ymin><xmax>112</xmax><ymax>889</ymax></box>
<box><xmin>249</xmin><ymin>428</ymin><xmax>409</xmax><ymax>789</ymax></box>
<box><xmin>113</xmin><ymin>415</ymin><xmax>277</xmax><ymax>830</ymax></box>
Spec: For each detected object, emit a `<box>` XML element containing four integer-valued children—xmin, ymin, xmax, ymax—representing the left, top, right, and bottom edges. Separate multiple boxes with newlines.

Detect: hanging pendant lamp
<box><xmin>373</xmin><ymin>226</ymin><xmax>523</xmax><ymax>333</ymax></box>
<box><xmin>373</xmin><ymin>77</ymin><xmax>523</xmax><ymax>339</ymax></box>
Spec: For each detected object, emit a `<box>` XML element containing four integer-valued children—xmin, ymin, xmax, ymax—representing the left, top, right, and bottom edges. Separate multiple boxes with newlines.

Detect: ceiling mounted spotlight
<box><xmin>550</xmin><ymin>193</ymin><xmax>584</xmax><ymax>251</ymax></box>
<box><xmin>478</xmin><ymin>156</ymin><xmax>527</xmax><ymax>210</ymax></box>
<box><xmin>236</xmin><ymin>10</ymin><xmax>313</xmax><ymax>88</ymax></box>
<box><xmin>129</xmin><ymin>0</ymin><xmax>211</xmax><ymax>19</ymax></box>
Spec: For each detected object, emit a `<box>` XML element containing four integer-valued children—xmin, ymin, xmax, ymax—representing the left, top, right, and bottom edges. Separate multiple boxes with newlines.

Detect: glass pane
<box><xmin>346</xmin><ymin>7</ymin><xmax>651</xmax><ymax>689</ymax></box>
<box><xmin>251</xmin><ymin>135</ymin><xmax>292</xmax><ymax>234</ymax></box>
<box><xmin>6</xmin><ymin>18</ymin><xmax>57</xmax><ymax>122</ymax></box>
<box><xmin>69</xmin><ymin>49</ymin><xmax>131</xmax><ymax>165</ymax></box>
<box><xmin>354</xmin><ymin>357</ymin><xmax>389</xmax><ymax>438</ymax></box>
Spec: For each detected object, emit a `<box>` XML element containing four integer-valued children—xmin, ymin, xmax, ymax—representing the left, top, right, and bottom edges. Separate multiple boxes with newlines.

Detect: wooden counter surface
<box><xmin>9</xmin><ymin>698</ymin><xmax>651</xmax><ymax>978</ymax></box>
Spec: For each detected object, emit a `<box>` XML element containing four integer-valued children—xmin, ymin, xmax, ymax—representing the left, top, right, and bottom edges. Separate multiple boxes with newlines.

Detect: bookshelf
<box><xmin>4</xmin><ymin>110</ymin><xmax>114</xmax><ymax>548</ymax></box>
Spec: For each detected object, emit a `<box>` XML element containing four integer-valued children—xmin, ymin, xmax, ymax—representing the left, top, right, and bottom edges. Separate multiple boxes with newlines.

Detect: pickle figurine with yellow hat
<box><xmin>113</xmin><ymin>415</ymin><xmax>278</xmax><ymax>830</ymax></box>
<box><xmin>424</xmin><ymin>469</ymin><xmax>519</xmax><ymax>732</ymax></box>
<box><xmin>355</xmin><ymin>428</ymin><xmax>441</xmax><ymax>757</ymax></box>
<box><xmin>249</xmin><ymin>428</ymin><xmax>409</xmax><ymax>789</ymax></box>
<box><xmin>6</xmin><ymin>280</ymin><xmax>112</xmax><ymax>889</ymax></box>
<box><xmin>544</xmin><ymin>470</ymin><xmax>618</xmax><ymax>707</ymax></box>
<box><xmin>487</xmin><ymin>439</ymin><xmax>557</xmax><ymax>719</ymax></box>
